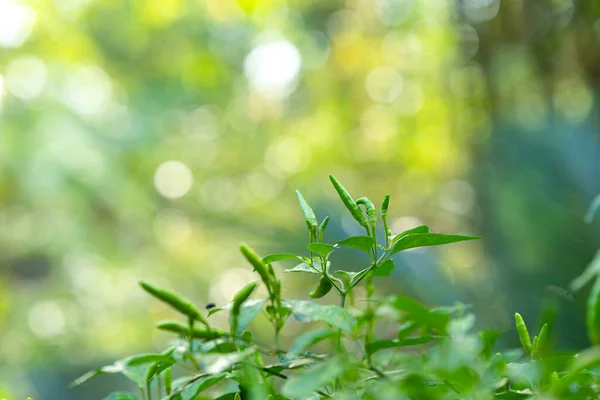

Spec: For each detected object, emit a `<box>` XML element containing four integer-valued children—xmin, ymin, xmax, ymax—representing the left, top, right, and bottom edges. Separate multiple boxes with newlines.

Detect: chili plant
<box><xmin>73</xmin><ymin>178</ymin><xmax>600</xmax><ymax>400</ymax></box>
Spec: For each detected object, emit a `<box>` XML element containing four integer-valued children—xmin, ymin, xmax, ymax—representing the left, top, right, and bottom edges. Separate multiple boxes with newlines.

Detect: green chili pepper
<box><xmin>549</xmin><ymin>371</ymin><xmax>560</xmax><ymax>389</ymax></box>
<box><xmin>145</xmin><ymin>362</ymin><xmax>157</xmax><ymax>383</ymax></box>
<box><xmin>139</xmin><ymin>281</ymin><xmax>208</xmax><ymax>327</ymax></box>
<box><xmin>156</xmin><ymin>320</ymin><xmax>228</xmax><ymax>339</ymax></box>
<box><xmin>240</xmin><ymin>243</ymin><xmax>272</xmax><ymax>290</ymax></box>
<box><xmin>296</xmin><ymin>190</ymin><xmax>318</xmax><ymax>231</ymax></box>
<box><xmin>531</xmin><ymin>335</ymin><xmax>539</xmax><ymax>359</ymax></box>
<box><xmin>515</xmin><ymin>313</ymin><xmax>532</xmax><ymax>353</ymax></box>
<box><xmin>536</xmin><ymin>323</ymin><xmax>549</xmax><ymax>357</ymax></box>
<box><xmin>356</xmin><ymin>197</ymin><xmax>377</xmax><ymax>225</ymax></box>
<box><xmin>164</xmin><ymin>367</ymin><xmax>172</xmax><ymax>395</ymax></box>
<box><xmin>587</xmin><ymin>277</ymin><xmax>600</xmax><ymax>344</ymax></box>
<box><xmin>319</xmin><ymin>216</ymin><xmax>330</xmax><ymax>234</ymax></box>
<box><xmin>234</xmin><ymin>394</ymin><xmax>241</xmax><ymax>400</ymax></box>
<box><xmin>329</xmin><ymin>175</ymin><xmax>367</xmax><ymax>227</ymax></box>
<box><xmin>381</xmin><ymin>194</ymin><xmax>390</xmax><ymax>217</ymax></box>
<box><xmin>232</xmin><ymin>282</ymin><xmax>258</xmax><ymax>316</ymax></box>
<box><xmin>310</xmin><ymin>276</ymin><xmax>333</xmax><ymax>298</ymax></box>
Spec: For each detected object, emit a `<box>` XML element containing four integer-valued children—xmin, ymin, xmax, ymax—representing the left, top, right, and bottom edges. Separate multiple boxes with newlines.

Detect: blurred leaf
<box><xmin>288</xmin><ymin>329</ymin><xmax>336</xmax><ymax>355</ymax></box>
<box><xmin>389</xmin><ymin>233</ymin><xmax>481</xmax><ymax>256</ymax></box>
<box><xmin>282</xmin><ymin>357</ymin><xmax>346</xmax><ymax>397</ymax></box>
<box><xmin>283</xmin><ymin>300</ymin><xmax>356</xmax><ymax>334</ymax></box>
<box><xmin>570</xmin><ymin>249</ymin><xmax>600</xmax><ymax>293</ymax></box>
<box><xmin>585</xmin><ymin>194</ymin><xmax>600</xmax><ymax>223</ymax></box>
<box><xmin>335</xmin><ymin>236</ymin><xmax>374</xmax><ymax>253</ymax></box>
<box><xmin>102</xmin><ymin>393</ymin><xmax>138</xmax><ymax>400</ymax></box>
<box><xmin>366</xmin><ymin>336</ymin><xmax>438</xmax><ymax>355</ymax></box>
<box><xmin>227</xmin><ymin>299</ymin><xmax>266</xmax><ymax>334</ymax></box>
<box><xmin>479</xmin><ymin>330</ymin><xmax>502</xmax><ymax>359</ymax></box>
<box><xmin>169</xmin><ymin>372</ymin><xmax>227</xmax><ymax>400</ymax></box>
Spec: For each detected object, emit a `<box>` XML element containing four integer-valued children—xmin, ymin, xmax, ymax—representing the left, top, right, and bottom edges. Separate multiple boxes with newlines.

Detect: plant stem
<box><xmin>334</xmin><ymin>293</ymin><xmax>347</xmax><ymax>392</ymax></box>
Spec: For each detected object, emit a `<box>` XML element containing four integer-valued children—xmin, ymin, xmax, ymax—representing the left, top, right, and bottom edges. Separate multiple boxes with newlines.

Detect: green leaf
<box><xmin>335</xmin><ymin>270</ymin><xmax>361</xmax><ymax>282</ymax></box>
<box><xmin>390</xmin><ymin>233</ymin><xmax>480</xmax><ymax>255</ymax></box>
<box><xmin>569</xmin><ymin>346</ymin><xmax>600</xmax><ymax>372</ymax></box>
<box><xmin>285</xmin><ymin>262</ymin><xmax>320</xmax><ymax>274</ymax></box>
<box><xmin>282</xmin><ymin>357</ymin><xmax>346</xmax><ymax>398</ymax></box>
<box><xmin>102</xmin><ymin>393</ymin><xmax>138</xmax><ymax>400</ymax></box>
<box><xmin>390</xmin><ymin>225</ymin><xmax>429</xmax><ymax>246</ymax></box>
<box><xmin>283</xmin><ymin>300</ymin><xmax>356</xmax><ymax>334</ymax></box>
<box><xmin>262</xmin><ymin>253</ymin><xmax>303</xmax><ymax>263</ymax></box>
<box><xmin>307</xmin><ymin>243</ymin><xmax>337</xmax><ymax>258</ymax></box>
<box><xmin>288</xmin><ymin>329</ymin><xmax>336</xmax><ymax>355</ymax></box>
<box><xmin>174</xmin><ymin>372</ymin><xmax>228</xmax><ymax>400</ymax></box>
<box><xmin>335</xmin><ymin>236</ymin><xmax>374</xmax><ymax>253</ymax></box>
<box><xmin>227</xmin><ymin>299</ymin><xmax>266</xmax><ymax>334</ymax></box>
<box><xmin>70</xmin><ymin>351</ymin><xmax>175</xmax><ymax>388</ymax></box>
<box><xmin>372</xmin><ymin>259</ymin><xmax>395</xmax><ymax>277</ymax></box>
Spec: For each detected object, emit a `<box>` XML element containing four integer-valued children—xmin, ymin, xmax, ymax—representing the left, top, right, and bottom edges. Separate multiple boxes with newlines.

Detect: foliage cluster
<box><xmin>75</xmin><ymin>177</ymin><xmax>600</xmax><ymax>400</ymax></box>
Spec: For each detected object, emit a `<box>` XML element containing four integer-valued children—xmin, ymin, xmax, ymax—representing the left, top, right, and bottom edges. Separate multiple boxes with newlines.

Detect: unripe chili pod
<box><xmin>515</xmin><ymin>313</ymin><xmax>532</xmax><ymax>353</ymax></box>
<box><xmin>319</xmin><ymin>216</ymin><xmax>330</xmax><ymax>233</ymax></box>
<box><xmin>356</xmin><ymin>197</ymin><xmax>377</xmax><ymax>225</ymax></box>
<box><xmin>381</xmin><ymin>194</ymin><xmax>390</xmax><ymax>217</ymax></box>
<box><xmin>531</xmin><ymin>336</ymin><xmax>539</xmax><ymax>359</ymax></box>
<box><xmin>310</xmin><ymin>276</ymin><xmax>333</xmax><ymax>298</ymax></box>
<box><xmin>587</xmin><ymin>277</ymin><xmax>600</xmax><ymax>344</ymax></box>
<box><xmin>232</xmin><ymin>282</ymin><xmax>258</xmax><ymax>316</ymax></box>
<box><xmin>329</xmin><ymin>175</ymin><xmax>367</xmax><ymax>227</ymax></box>
<box><xmin>139</xmin><ymin>281</ymin><xmax>208</xmax><ymax>327</ymax></box>
<box><xmin>296</xmin><ymin>190</ymin><xmax>318</xmax><ymax>231</ymax></box>
<box><xmin>164</xmin><ymin>367</ymin><xmax>172</xmax><ymax>395</ymax></box>
<box><xmin>536</xmin><ymin>323</ymin><xmax>549</xmax><ymax>358</ymax></box>
<box><xmin>240</xmin><ymin>244</ymin><xmax>272</xmax><ymax>290</ymax></box>
<box><xmin>156</xmin><ymin>320</ymin><xmax>228</xmax><ymax>339</ymax></box>
<box><xmin>234</xmin><ymin>394</ymin><xmax>241</xmax><ymax>400</ymax></box>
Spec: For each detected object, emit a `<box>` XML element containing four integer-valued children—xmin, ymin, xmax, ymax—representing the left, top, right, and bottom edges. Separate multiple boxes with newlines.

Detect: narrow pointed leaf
<box><xmin>390</xmin><ymin>233</ymin><xmax>481</xmax><ymax>255</ymax></box>
<box><xmin>390</xmin><ymin>225</ymin><xmax>429</xmax><ymax>247</ymax></box>
<box><xmin>262</xmin><ymin>253</ymin><xmax>303</xmax><ymax>263</ymax></box>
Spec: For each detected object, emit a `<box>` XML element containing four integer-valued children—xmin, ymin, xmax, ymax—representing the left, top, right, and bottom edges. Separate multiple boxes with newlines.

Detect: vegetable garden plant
<box><xmin>73</xmin><ymin>176</ymin><xmax>600</xmax><ymax>400</ymax></box>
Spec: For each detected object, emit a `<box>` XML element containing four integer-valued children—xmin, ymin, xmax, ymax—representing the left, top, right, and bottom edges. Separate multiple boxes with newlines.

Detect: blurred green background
<box><xmin>1</xmin><ymin>0</ymin><xmax>600</xmax><ymax>398</ymax></box>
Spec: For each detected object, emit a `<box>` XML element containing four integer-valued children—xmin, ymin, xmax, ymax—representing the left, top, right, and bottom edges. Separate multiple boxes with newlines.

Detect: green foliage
<box><xmin>74</xmin><ymin>177</ymin><xmax>600</xmax><ymax>399</ymax></box>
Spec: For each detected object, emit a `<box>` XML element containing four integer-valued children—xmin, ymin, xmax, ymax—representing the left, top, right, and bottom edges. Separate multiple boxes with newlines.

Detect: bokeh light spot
<box><xmin>0</xmin><ymin>0</ymin><xmax>36</xmax><ymax>48</ymax></box>
<box><xmin>244</xmin><ymin>38</ymin><xmax>302</xmax><ymax>99</ymax></box>
<box><xmin>154</xmin><ymin>161</ymin><xmax>193</xmax><ymax>199</ymax></box>
<box><xmin>64</xmin><ymin>66</ymin><xmax>113</xmax><ymax>116</ymax></box>
<box><xmin>366</xmin><ymin>66</ymin><xmax>403</xmax><ymax>103</ymax></box>
<box><xmin>28</xmin><ymin>301</ymin><xmax>66</xmax><ymax>339</ymax></box>
<box><xmin>5</xmin><ymin>56</ymin><xmax>47</xmax><ymax>100</ymax></box>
